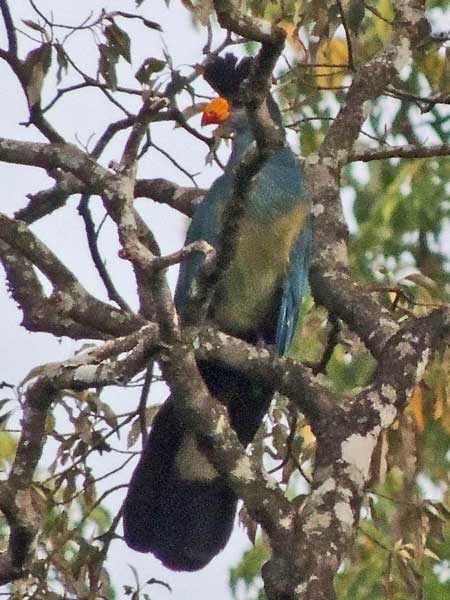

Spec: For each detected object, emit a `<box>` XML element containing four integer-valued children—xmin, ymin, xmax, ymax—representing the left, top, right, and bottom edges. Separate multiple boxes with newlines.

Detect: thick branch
<box><xmin>119</xmin><ymin>97</ymin><xmax>168</xmax><ymax>175</ymax></box>
<box><xmin>0</xmin><ymin>137</ymin><xmax>116</xmax><ymax>192</ymax></box>
<box><xmin>135</xmin><ymin>178</ymin><xmax>204</xmax><ymax>217</ymax></box>
<box><xmin>0</xmin><ymin>240</ymin><xmax>102</xmax><ymax>338</ymax></box>
<box><xmin>195</xmin><ymin>327</ymin><xmax>335</xmax><ymax>429</ymax></box>
<box><xmin>261</xmin><ymin>3</ymin><xmax>439</xmax><ymax>599</ymax></box>
<box><xmin>213</xmin><ymin>0</ymin><xmax>285</xmax><ymax>44</ymax></box>
<box><xmin>15</xmin><ymin>176</ymin><xmax>203</xmax><ymax>225</ymax></box>
<box><xmin>0</xmin><ymin>213</ymin><xmax>143</xmax><ymax>337</ymax></box>
<box><xmin>161</xmin><ymin>342</ymin><xmax>294</xmax><ymax>546</ymax></box>
<box><xmin>306</xmin><ymin>5</ymin><xmax>430</xmax><ymax>358</ymax></box>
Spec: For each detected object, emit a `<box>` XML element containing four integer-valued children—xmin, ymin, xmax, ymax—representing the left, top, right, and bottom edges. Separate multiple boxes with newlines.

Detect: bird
<box><xmin>123</xmin><ymin>53</ymin><xmax>312</xmax><ymax>572</ymax></box>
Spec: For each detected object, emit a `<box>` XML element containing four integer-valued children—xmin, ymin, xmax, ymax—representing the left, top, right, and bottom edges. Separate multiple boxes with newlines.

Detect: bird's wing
<box><xmin>275</xmin><ymin>216</ymin><xmax>312</xmax><ymax>356</ymax></box>
<box><xmin>174</xmin><ymin>174</ymin><xmax>229</xmax><ymax>313</ymax></box>
<box><xmin>251</xmin><ymin>147</ymin><xmax>312</xmax><ymax>356</ymax></box>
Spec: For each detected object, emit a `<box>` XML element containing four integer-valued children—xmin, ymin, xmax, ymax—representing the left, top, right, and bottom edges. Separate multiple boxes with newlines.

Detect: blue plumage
<box><xmin>177</xmin><ymin>137</ymin><xmax>311</xmax><ymax>351</ymax></box>
<box><xmin>276</xmin><ymin>216</ymin><xmax>312</xmax><ymax>355</ymax></box>
<box><xmin>123</xmin><ymin>54</ymin><xmax>311</xmax><ymax>572</ymax></box>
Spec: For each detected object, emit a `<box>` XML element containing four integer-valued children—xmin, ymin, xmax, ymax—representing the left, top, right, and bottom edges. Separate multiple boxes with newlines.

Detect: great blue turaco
<box><xmin>123</xmin><ymin>53</ymin><xmax>312</xmax><ymax>571</ymax></box>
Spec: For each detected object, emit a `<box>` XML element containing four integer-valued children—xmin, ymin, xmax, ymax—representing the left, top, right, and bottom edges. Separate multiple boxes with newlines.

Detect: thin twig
<box><xmin>77</xmin><ymin>194</ymin><xmax>132</xmax><ymax>312</ymax></box>
<box><xmin>336</xmin><ymin>0</ymin><xmax>355</xmax><ymax>71</ymax></box>
<box><xmin>0</xmin><ymin>0</ymin><xmax>18</xmax><ymax>56</ymax></box>
<box><xmin>149</xmin><ymin>137</ymin><xmax>200</xmax><ymax>185</ymax></box>
<box><xmin>311</xmin><ymin>314</ymin><xmax>341</xmax><ymax>375</ymax></box>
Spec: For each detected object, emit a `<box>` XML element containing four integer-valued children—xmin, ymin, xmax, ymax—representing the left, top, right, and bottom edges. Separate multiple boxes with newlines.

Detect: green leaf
<box><xmin>54</xmin><ymin>43</ymin><xmax>69</xmax><ymax>84</ymax></box>
<box><xmin>23</xmin><ymin>43</ymin><xmax>52</xmax><ymax>107</ymax></box>
<box><xmin>22</xmin><ymin>19</ymin><xmax>47</xmax><ymax>35</ymax></box>
<box><xmin>104</xmin><ymin>22</ymin><xmax>132</xmax><ymax>63</ymax></box>
<box><xmin>347</xmin><ymin>0</ymin><xmax>365</xmax><ymax>35</ymax></box>
<box><xmin>98</xmin><ymin>43</ymin><xmax>119</xmax><ymax>90</ymax></box>
<box><xmin>0</xmin><ymin>411</ymin><xmax>12</xmax><ymax>427</ymax></box>
<box><xmin>229</xmin><ymin>537</ymin><xmax>270</xmax><ymax>599</ymax></box>
<box><xmin>141</xmin><ymin>17</ymin><xmax>163</xmax><ymax>32</ymax></box>
<box><xmin>135</xmin><ymin>58</ymin><xmax>166</xmax><ymax>84</ymax></box>
<box><xmin>127</xmin><ymin>418</ymin><xmax>142</xmax><ymax>448</ymax></box>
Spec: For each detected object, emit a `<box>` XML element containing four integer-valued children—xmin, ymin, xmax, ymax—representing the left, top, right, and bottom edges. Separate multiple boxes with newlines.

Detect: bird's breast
<box><xmin>213</xmin><ymin>203</ymin><xmax>308</xmax><ymax>339</ymax></box>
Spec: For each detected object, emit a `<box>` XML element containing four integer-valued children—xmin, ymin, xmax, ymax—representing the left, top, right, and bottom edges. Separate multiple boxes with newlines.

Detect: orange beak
<box><xmin>201</xmin><ymin>97</ymin><xmax>231</xmax><ymax>126</ymax></box>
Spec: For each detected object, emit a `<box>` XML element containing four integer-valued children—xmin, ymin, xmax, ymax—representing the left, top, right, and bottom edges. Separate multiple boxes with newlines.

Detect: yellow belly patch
<box><xmin>214</xmin><ymin>203</ymin><xmax>307</xmax><ymax>336</ymax></box>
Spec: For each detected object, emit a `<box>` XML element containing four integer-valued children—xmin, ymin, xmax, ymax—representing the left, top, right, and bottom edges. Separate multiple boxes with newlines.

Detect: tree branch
<box><xmin>0</xmin><ymin>240</ymin><xmax>103</xmax><ymax>338</ymax></box>
<box><xmin>213</xmin><ymin>0</ymin><xmax>285</xmax><ymax>44</ymax></box>
<box><xmin>0</xmin><ymin>213</ymin><xmax>143</xmax><ymax>337</ymax></box>
<box><xmin>349</xmin><ymin>142</ymin><xmax>450</xmax><ymax>162</ymax></box>
<box><xmin>0</xmin><ymin>378</ymin><xmax>58</xmax><ymax>584</ymax></box>
<box><xmin>305</xmin><ymin>5</ymin><xmax>431</xmax><ymax>358</ymax></box>
<box><xmin>0</xmin><ymin>0</ymin><xmax>18</xmax><ymax>57</ymax></box>
<box><xmin>135</xmin><ymin>178</ymin><xmax>204</xmax><ymax>217</ymax></box>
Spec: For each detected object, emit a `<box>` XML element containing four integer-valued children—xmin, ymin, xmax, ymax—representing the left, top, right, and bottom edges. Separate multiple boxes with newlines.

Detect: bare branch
<box><xmin>0</xmin><ymin>137</ymin><xmax>115</xmax><ymax>191</ymax></box>
<box><xmin>336</xmin><ymin>0</ymin><xmax>355</xmax><ymax>71</ymax></box>
<box><xmin>15</xmin><ymin>174</ymin><xmax>85</xmax><ymax>223</ymax></box>
<box><xmin>119</xmin><ymin>96</ymin><xmax>168</xmax><ymax>175</ymax></box>
<box><xmin>0</xmin><ymin>240</ymin><xmax>102</xmax><ymax>339</ymax></box>
<box><xmin>135</xmin><ymin>178</ymin><xmax>204</xmax><ymax>217</ymax></box>
<box><xmin>14</xmin><ymin>174</ymin><xmax>203</xmax><ymax>225</ymax></box>
<box><xmin>213</xmin><ymin>0</ymin><xmax>285</xmax><ymax>44</ymax></box>
<box><xmin>78</xmin><ymin>193</ymin><xmax>132</xmax><ymax>312</ymax></box>
<box><xmin>0</xmin><ymin>0</ymin><xmax>18</xmax><ymax>56</ymax></box>
<box><xmin>0</xmin><ymin>213</ymin><xmax>144</xmax><ymax>336</ymax></box>
<box><xmin>350</xmin><ymin>142</ymin><xmax>450</xmax><ymax>162</ymax></box>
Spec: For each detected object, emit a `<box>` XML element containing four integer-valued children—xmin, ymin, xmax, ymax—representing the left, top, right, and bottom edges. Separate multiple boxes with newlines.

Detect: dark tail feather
<box><xmin>123</xmin><ymin>363</ymin><xmax>272</xmax><ymax>571</ymax></box>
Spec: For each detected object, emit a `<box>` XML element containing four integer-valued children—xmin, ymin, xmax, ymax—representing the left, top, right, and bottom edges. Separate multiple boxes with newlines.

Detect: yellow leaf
<box><xmin>278</xmin><ymin>21</ymin><xmax>304</xmax><ymax>53</ymax></box>
<box><xmin>300</xmin><ymin>424</ymin><xmax>315</xmax><ymax>445</ymax></box>
<box><xmin>440</xmin><ymin>391</ymin><xmax>450</xmax><ymax>433</ymax></box>
<box><xmin>315</xmin><ymin>38</ymin><xmax>349</xmax><ymax>87</ymax></box>
<box><xmin>373</xmin><ymin>0</ymin><xmax>394</xmax><ymax>42</ymax></box>
<box><xmin>420</xmin><ymin>52</ymin><xmax>448</xmax><ymax>87</ymax></box>
<box><xmin>423</xmin><ymin>547</ymin><xmax>440</xmax><ymax>561</ymax></box>
<box><xmin>0</xmin><ymin>430</ymin><xmax>17</xmax><ymax>461</ymax></box>
<box><xmin>433</xmin><ymin>393</ymin><xmax>443</xmax><ymax>421</ymax></box>
<box><xmin>408</xmin><ymin>385</ymin><xmax>425</xmax><ymax>432</ymax></box>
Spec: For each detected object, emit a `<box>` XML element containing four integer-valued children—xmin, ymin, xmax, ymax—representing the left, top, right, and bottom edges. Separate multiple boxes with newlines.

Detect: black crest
<box><xmin>203</xmin><ymin>53</ymin><xmax>252</xmax><ymax>102</ymax></box>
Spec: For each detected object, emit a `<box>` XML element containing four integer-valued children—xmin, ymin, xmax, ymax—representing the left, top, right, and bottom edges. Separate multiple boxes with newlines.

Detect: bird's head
<box><xmin>201</xmin><ymin>96</ymin><xmax>231</xmax><ymax>127</ymax></box>
<box><xmin>200</xmin><ymin>53</ymin><xmax>251</xmax><ymax>130</ymax></box>
<box><xmin>200</xmin><ymin>53</ymin><xmax>282</xmax><ymax>131</ymax></box>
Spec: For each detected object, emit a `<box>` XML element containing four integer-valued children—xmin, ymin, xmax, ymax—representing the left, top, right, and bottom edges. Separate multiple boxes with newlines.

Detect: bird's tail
<box><xmin>123</xmin><ymin>363</ymin><xmax>272</xmax><ymax>571</ymax></box>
